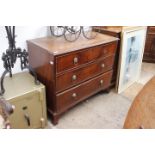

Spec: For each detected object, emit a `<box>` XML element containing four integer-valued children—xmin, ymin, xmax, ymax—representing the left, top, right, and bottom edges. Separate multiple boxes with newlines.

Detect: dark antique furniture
<box><xmin>94</xmin><ymin>26</ymin><xmax>122</xmax><ymax>87</ymax></box>
<box><xmin>143</xmin><ymin>26</ymin><xmax>155</xmax><ymax>63</ymax></box>
<box><xmin>27</xmin><ymin>33</ymin><xmax>118</xmax><ymax>125</ymax></box>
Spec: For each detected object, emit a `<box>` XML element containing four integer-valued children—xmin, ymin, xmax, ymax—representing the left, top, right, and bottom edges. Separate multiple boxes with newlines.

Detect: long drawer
<box><xmin>56</xmin><ymin>70</ymin><xmax>113</xmax><ymax>113</ymax></box>
<box><xmin>56</xmin><ymin>55</ymin><xmax>115</xmax><ymax>92</ymax></box>
<box><xmin>56</xmin><ymin>42</ymin><xmax>117</xmax><ymax>73</ymax></box>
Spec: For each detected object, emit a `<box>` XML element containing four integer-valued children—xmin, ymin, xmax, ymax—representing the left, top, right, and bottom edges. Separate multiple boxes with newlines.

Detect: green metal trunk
<box><xmin>1</xmin><ymin>72</ymin><xmax>47</xmax><ymax>129</ymax></box>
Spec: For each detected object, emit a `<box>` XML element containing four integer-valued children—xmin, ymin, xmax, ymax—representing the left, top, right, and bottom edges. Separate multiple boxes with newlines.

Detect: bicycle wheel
<box><xmin>50</xmin><ymin>26</ymin><xmax>65</xmax><ymax>37</ymax></box>
<box><xmin>64</xmin><ymin>26</ymin><xmax>81</xmax><ymax>42</ymax></box>
<box><xmin>82</xmin><ymin>26</ymin><xmax>98</xmax><ymax>39</ymax></box>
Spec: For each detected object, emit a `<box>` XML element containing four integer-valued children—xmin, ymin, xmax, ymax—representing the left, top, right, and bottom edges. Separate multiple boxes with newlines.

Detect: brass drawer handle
<box><xmin>101</xmin><ymin>63</ymin><xmax>105</xmax><ymax>68</ymax></box>
<box><xmin>72</xmin><ymin>75</ymin><xmax>77</xmax><ymax>81</ymax></box>
<box><xmin>100</xmin><ymin>80</ymin><xmax>104</xmax><ymax>86</ymax></box>
<box><xmin>73</xmin><ymin>57</ymin><xmax>78</xmax><ymax>64</ymax></box>
<box><xmin>104</xmin><ymin>49</ymin><xmax>108</xmax><ymax>54</ymax></box>
<box><xmin>72</xmin><ymin>93</ymin><xmax>77</xmax><ymax>98</ymax></box>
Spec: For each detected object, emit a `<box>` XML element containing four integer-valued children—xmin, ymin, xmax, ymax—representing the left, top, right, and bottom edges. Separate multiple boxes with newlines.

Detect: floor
<box><xmin>46</xmin><ymin>62</ymin><xmax>155</xmax><ymax>129</ymax></box>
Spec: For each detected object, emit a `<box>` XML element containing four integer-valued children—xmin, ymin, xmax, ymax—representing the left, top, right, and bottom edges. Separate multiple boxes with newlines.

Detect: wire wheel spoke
<box><xmin>50</xmin><ymin>26</ymin><xmax>98</xmax><ymax>41</ymax></box>
<box><xmin>50</xmin><ymin>26</ymin><xmax>65</xmax><ymax>37</ymax></box>
<box><xmin>83</xmin><ymin>26</ymin><xmax>98</xmax><ymax>39</ymax></box>
<box><xmin>64</xmin><ymin>26</ymin><xmax>81</xmax><ymax>42</ymax></box>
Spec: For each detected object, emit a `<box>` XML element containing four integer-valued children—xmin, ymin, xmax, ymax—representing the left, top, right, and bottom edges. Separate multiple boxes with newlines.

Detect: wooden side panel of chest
<box><xmin>27</xmin><ymin>42</ymin><xmax>57</xmax><ymax>112</ymax></box>
<box><xmin>27</xmin><ymin>36</ymin><xmax>118</xmax><ymax>125</ymax></box>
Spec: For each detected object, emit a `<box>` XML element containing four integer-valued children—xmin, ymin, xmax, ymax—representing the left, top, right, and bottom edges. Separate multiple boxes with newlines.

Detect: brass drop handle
<box><xmin>104</xmin><ymin>49</ymin><xmax>108</xmax><ymax>54</ymax></box>
<box><xmin>72</xmin><ymin>93</ymin><xmax>77</xmax><ymax>98</ymax></box>
<box><xmin>101</xmin><ymin>63</ymin><xmax>105</xmax><ymax>68</ymax></box>
<box><xmin>72</xmin><ymin>75</ymin><xmax>77</xmax><ymax>81</ymax></box>
<box><xmin>100</xmin><ymin>80</ymin><xmax>104</xmax><ymax>86</ymax></box>
<box><xmin>73</xmin><ymin>57</ymin><xmax>78</xmax><ymax>64</ymax></box>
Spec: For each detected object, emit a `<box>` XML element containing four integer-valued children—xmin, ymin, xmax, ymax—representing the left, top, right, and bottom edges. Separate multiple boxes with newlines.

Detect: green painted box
<box><xmin>1</xmin><ymin>72</ymin><xmax>47</xmax><ymax>129</ymax></box>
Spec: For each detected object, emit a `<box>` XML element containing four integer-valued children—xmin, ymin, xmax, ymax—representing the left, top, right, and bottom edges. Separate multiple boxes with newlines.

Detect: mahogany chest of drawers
<box><xmin>27</xmin><ymin>33</ymin><xmax>118</xmax><ymax>125</ymax></box>
<box><xmin>143</xmin><ymin>26</ymin><xmax>155</xmax><ymax>63</ymax></box>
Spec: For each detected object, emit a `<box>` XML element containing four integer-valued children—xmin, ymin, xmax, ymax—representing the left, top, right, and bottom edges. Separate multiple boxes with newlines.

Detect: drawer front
<box><xmin>56</xmin><ymin>70</ymin><xmax>113</xmax><ymax>113</ymax></box>
<box><xmin>56</xmin><ymin>55</ymin><xmax>115</xmax><ymax>92</ymax></box>
<box><xmin>56</xmin><ymin>42</ymin><xmax>117</xmax><ymax>73</ymax></box>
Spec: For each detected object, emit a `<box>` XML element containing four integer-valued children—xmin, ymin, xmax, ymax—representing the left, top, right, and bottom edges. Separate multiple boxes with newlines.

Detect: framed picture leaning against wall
<box><xmin>116</xmin><ymin>26</ymin><xmax>147</xmax><ymax>93</ymax></box>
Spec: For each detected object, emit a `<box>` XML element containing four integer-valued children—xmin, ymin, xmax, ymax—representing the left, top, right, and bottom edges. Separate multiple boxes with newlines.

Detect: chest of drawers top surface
<box><xmin>27</xmin><ymin>33</ymin><xmax>118</xmax><ymax>56</ymax></box>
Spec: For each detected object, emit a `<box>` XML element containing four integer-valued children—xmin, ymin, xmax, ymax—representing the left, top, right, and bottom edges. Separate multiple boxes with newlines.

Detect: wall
<box><xmin>0</xmin><ymin>26</ymin><xmax>50</xmax><ymax>75</ymax></box>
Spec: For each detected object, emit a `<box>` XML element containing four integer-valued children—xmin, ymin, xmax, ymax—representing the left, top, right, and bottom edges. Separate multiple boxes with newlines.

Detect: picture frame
<box><xmin>116</xmin><ymin>26</ymin><xmax>147</xmax><ymax>93</ymax></box>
